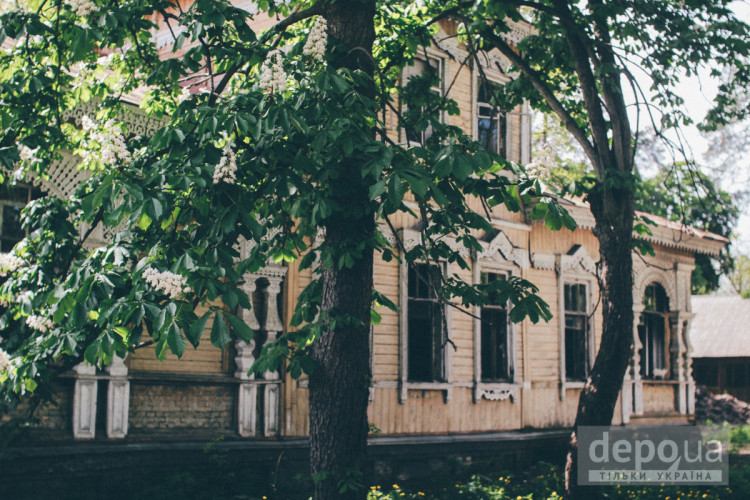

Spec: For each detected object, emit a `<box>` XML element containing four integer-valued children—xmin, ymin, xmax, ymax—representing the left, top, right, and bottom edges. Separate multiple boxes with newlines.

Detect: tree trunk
<box><xmin>564</xmin><ymin>185</ymin><xmax>635</xmax><ymax>499</ymax></box>
<box><xmin>308</xmin><ymin>2</ymin><xmax>376</xmax><ymax>499</ymax></box>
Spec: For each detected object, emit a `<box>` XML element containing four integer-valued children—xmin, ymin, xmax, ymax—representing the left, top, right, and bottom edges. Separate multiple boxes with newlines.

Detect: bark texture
<box><xmin>564</xmin><ymin>186</ymin><xmax>635</xmax><ymax>500</ymax></box>
<box><xmin>308</xmin><ymin>2</ymin><xmax>377</xmax><ymax>499</ymax></box>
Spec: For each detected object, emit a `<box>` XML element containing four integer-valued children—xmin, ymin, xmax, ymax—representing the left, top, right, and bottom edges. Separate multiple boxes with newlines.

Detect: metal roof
<box><xmin>690</xmin><ymin>295</ymin><xmax>750</xmax><ymax>358</ymax></box>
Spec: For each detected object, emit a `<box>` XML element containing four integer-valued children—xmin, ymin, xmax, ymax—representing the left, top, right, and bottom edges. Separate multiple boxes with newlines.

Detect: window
<box><xmin>477</xmin><ymin>79</ymin><xmax>507</xmax><ymax>158</ymax></box>
<box><xmin>0</xmin><ymin>185</ymin><xmax>34</xmax><ymax>253</ymax></box>
<box><xmin>403</xmin><ymin>56</ymin><xmax>442</xmax><ymax>145</ymax></box>
<box><xmin>407</xmin><ymin>262</ymin><xmax>445</xmax><ymax>382</ymax></box>
<box><xmin>638</xmin><ymin>284</ymin><xmax>669</xmax><ymax>379</ymax></box>
<box><xmin>480</xmin><ymin>272</ymin><xmax>511</xmax><ymax>381</ymax></box>
<box><xmin>564</xmin><ymin>283</ymin><xmax>589</xmax><ymax>382</ymax></box>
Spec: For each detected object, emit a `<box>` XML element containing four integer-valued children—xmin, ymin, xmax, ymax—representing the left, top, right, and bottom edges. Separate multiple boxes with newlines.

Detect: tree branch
<box><xmin>476</xmin><ymin>25</ymin><xmax>599</xmax><ymax>170</ymax></box>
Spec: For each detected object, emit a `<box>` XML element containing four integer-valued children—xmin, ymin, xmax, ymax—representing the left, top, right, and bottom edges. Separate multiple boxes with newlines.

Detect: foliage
<box><xmin>537</xmin><ymin>115</ymin><xmax>740</xmax><ymax>294</ymax></box>
<box><xmin>636</xmin><ymin>163</ymin><xmax>739</xmax><ymax>294</ymax></box>
<box><xmin>0</xmin><ymin>1</ymin><xmax>569</xmax><ymax>416</ymax></box>
<box><xmin>728</xmin><ymin>254</ymin><xmax>750</xmax><ymax>299</ymax></box>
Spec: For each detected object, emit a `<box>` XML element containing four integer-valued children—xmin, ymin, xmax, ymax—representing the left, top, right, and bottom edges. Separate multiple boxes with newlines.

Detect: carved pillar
<box><xmin>72</xmin><ymin>362</ymin><xmax>97</xmax><ymax>439</ymax></box>
<box><xmin>259</xmin><ymin>270</ymin><xmax>285</xmax><ymax>380</ymax></box>
<box><xmin>236</xmin><ymin>274</ymin><xmax>260</xmax><ymax>437</ymax></box>
<box><xmin>264</xmin><ymin>383</ymin><xmax>280</xmax><ymax>437</ymax></box>
<box><xmin>237</xmin><ymin>383</ymin><xmax>257</xmax><ymax>438</ymax></box>
<box><xmin>105</xmin><ymin>356</ymin><xmax>129</xmax><ymax>439</ymax></box>
<box><xmin>683</xmin><ymin>317</ymin><xmax>696</xmax><ymax>414</ymax></box>
<box><xmin>260</xmin><ymin>268</ymin><xmax>285</xmax><ymax>435</ymax></box>
<box><xmin>670</xmin><ymin>313</ymin><xmax>687</xmax><ymax>414</ymax></box>
<box><xmin>632</xmin><ymin>305</ymin><xmax>644</xmax><ymax>416</ymax></box>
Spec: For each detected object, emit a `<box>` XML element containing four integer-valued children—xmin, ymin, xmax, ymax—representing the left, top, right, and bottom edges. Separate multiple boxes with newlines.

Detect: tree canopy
<box><xmin>1</xmin><ymin>1</ymin><xmax>750</xmax><ymax>499</ymax></box>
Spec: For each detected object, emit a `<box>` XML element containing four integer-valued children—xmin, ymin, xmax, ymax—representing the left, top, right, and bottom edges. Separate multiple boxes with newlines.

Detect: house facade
<box><xmin>0</xmin><ymin>12</ymin><xmax>727</xmax><ymax>444</ymax></box>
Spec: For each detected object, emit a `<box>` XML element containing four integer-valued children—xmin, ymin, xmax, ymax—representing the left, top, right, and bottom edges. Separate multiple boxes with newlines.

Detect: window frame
<box><xmin>472</xmin><ymin>68</ymin><xmax>512</xmax><ymax>160</ymax></box>
<box><xmin>556</xmin><ymin>247</ymin><xmax>597</xmax><ymax>400</ymax></box>
<box><xmin>638</xmin><ymin>284</ymin><xmax>671</xmax><ymax>380</ymax></box>
<box><xmin>562</xmin><ymin>282</ymin><xmax>591</xmax><ymax>383</ymax></box>
<box><xmin>398</xmin><ymin>230</ymin><xmax>453</xmax><ymax>404</ymax></box>
<box><xmin>472</xmin><ymin>229</ymin><xmax>527</xmax><ymax>403</ymax></box>
<box><xmin>476</xmin><ymin>79</ymin><xmax>508</xmax><ymax>158</ymax></box>
<box><xmin>0</xmin><ymin>184</ymin><xmax>35</xmax><ymax>254</ymax></box>
<box><xmin>401</xmin><ymin>49</ymin><xmax>445</xmax><ymax>147</ymax></box>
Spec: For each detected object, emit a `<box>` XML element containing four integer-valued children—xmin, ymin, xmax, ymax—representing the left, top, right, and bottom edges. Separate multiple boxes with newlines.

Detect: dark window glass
<box><xmin>639</xmin><ymin>284</ymin><xmax>669</xmax><ymax>379</ymax></box>
<box><xmin>477</xmin><ymin>80</ymin><xmax>506</xmax><ymax>157</ymax></box>
<box><xmin>404</xmin><ymin>58</ymin><xmax>441</xmax><ymax>145</ymax></box>
<box><xmin>564</xmin><ymin>283</ymin><xmax>588</xmax><ymax>381</ymax></box>
<box><xmin>480</xmin><ymin>272</ymin><xmax>511</xmax><ymax>381</ymax></box>
<box><xmin>407</xmin><ymin>263</ymin><xmax>445</xmax><ymax>382</ymax></box>
<box><xmin>0</xmin><ymin>185</ymin><xmax>34</xmax><ymax>253</ymax></box>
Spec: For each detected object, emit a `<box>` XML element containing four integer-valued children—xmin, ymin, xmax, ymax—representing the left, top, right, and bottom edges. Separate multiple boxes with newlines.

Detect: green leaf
<box><xmin>225</xmin><ymin>312</ymin><xmax>254</xmax><ymax>343</ymax></box>
<box><xmin>530</xmin><ymin>201</ymin><xmax>548</xmax><ymax>220</ymax></box>
<box><xmin>210</xmin><ymin>312</ymin><xmax>231</xmax><ymax>348</ymax></box>
<box><xmin>187</xmin><ymin>310</ymin><xmax>210</xmax><ymax>347</ymax></box>
<box><xmin>370</xmin><ymin>308</ymin><xmax>381</xmax><ymax>325</ymax></box>
<box><xmin>167</xmin><ymin>322</ymin><xmax>187</xmax><ymax>358</ymax></box>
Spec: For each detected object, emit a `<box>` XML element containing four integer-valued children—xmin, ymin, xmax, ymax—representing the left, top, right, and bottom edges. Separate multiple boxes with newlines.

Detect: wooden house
<box><xmin>691</xmin><ymin>295</ymin><xmax>750</xmax><ymax>403</ymax></box>
<box><xmin>0</xmin><ymin>10</ymin><xmax>728</xmax><ymax>446</ymax></box>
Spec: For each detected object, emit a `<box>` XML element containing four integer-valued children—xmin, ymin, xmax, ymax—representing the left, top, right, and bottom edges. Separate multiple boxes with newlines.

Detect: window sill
<box><xmin>399</xmin><ymin>382</ymin><xmax>452</xmax><ymax>403</ymax></box>
<box><xmin>564</xmin><ymin>381</ymin><xmax>586</xmax><ymax>390</ymax></box>
<box><xmin>474</xmin><ymin>382</ymin><xmax>519</xmax><ymax>402</ymax></box>
<box><xmin>641</xmin><ymin>379</ymin><xmax>680</xmax><ymax>385</ymax></box>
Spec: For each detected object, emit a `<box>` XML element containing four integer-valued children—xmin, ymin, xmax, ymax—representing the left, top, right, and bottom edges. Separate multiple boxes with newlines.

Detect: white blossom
<box><xmin>303</xmin><ymin>17</ymin><xmax>328</xmax><ymax>60</ymax></box>
<box><xmin>177</xmin><ymin>86</ymin><xmax>192</xmax><ymax>104</ymax></box>
<box><xmin>0</xmin><ymin>253</ymin><xmax>23</xmax><ymax>277</ymax></box>
<box><xmin>26</xmin><ymin>315</ymin><xmax>54</xmax><ymax>332</ymax></box>
<box><xmin>526</xmin><ymin>142</ymin><xmax>555</xmax><ymax>180</ymax></box>
<box><xmin>68</xmin><ymin>0</ymin><xmax>97</xmax><ymax>17</ymax></box>
<box><xmin>258</xmin><ymin>50</ymin><xmax>287</xmax><ymax>94</ymax></box>
<box><xmin>80</xmin><ymin>116</ymin><xmax>131</xmax><ymax>167</ymax></box>
<box><xmin>19</xmin><ymin>145</ymin><xmax>36</xmax><ymax>162</ymax></box>
<box><xmin>0</xmin><ymin>348</ymin><xmax>11</xmax><ymax>373</ymax></box>
<box><xmin>213</xmin><ymin>144</ymin><xmax>238</xmax><ymax>184</ymax></box>
<box><xmin>143</xmin><ymin>268</ymin><xmax>191</xmax><ymax>299</ymax></box>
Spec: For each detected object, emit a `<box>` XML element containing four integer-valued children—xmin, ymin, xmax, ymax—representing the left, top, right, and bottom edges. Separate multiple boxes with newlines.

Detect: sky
<box><xmin>629</xmin><ymin>1</ymin><xmax>750</xmax><ymax>254</ymax></box>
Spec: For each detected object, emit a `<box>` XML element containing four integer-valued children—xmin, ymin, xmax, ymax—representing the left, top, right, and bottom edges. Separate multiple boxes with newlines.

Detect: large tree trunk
<box><xmin>308</xmin><ymin>2</ymin><xmax>376</xmax><ymax>499</ymax></box>
<box><xmin>564</xmin><ymin>185</ymin><xmax>635</xmax><ymax>499</ymax></box>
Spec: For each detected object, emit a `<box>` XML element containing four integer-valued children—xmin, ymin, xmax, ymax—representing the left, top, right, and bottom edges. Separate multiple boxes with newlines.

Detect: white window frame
<box><xmin>556</xmin><ymin>246</ymin><xmax>597</xmax><ymax>400</ymax></box>
<box><xmin>472</xmin><ymin>229</ymin><xmax>526</xmax><ymax>403</ymax></box>
<box><xmin>401</xmin><ymin>48</ymin><xmax>445</xmax><ymax>146</ymax></box>
<box><xmin>472</xmin><ymin>67</ymin><xmax>511</xmax><ymax>159</ymax></box>
<box><xmin>398</xmin><ymin>229</ymin><xmax>454</xmax><ymax>404</ymax></box>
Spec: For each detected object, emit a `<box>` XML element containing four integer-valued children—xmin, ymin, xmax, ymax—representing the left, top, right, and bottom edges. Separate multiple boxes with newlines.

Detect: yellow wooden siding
<box><xmin>126</xmin><ymin>305</ymin><xmax>228</xmax><ymax>374</ymax></box>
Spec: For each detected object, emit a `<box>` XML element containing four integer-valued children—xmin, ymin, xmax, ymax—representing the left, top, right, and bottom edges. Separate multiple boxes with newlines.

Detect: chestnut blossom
<box><xmin>0</xmin><ymin>253</ymin><xmax>23</xmax><ymax>277</ymax></box>
<box><xmin>177</xmin><ymin>86</ymin><xmax>192</xmax><ymax>104</ymax></box>
<box><xmin>0</xmin><ymin>348</ymin><xmax>11</xmax><ymax>373</ymax></box>
<box><xmin>303</xmin><ymin>17</ymin><xmax>328</xmax><ymax>60</ymax></box>
<box><xmin>213</xmin><ymin>144</ymin><xmax>237</xmax><ymax>184</ymax></box>
<box><xmin>143</xmin><ymin>268</ymin><xmax>191</xmax><ymax>299</ymax></box>
<box><xmin>26</xmin><ymin>315</ymin><xmax>54</xmax><ymax>332</ymax></box>
<box><xmin>68</xmin><ymin>0</ymin><xmax>97</xmax><ymax>17</ymax></box>
<box><xmin>526</xmin><ymin>142</ymin><xmax>555</xmax><ymax>180</ymax></box>
<box><xmin>19</xmin><ymin>145</ymin><xmax>37</xmax><ymax>162</ymax></box>
<box><xmin>80</xmin><ymin>116</ymin><xmax>131</xmax><ymax>167</ymax></box>
<box><xmin>258</xmin><ymin>50</ymin><xmax>287</xmax><ymax>94</ymax></box>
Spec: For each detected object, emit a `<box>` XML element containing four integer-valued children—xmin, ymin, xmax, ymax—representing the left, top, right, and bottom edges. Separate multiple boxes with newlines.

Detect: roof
<box><xmin>690</xmin><ymin>295</ymin><xmax>750</xmax><ymax>358</ymax></box>
<box><xmin>548</xmin><ymin>193</ymin><xmax>728</xmax><ymax>257</ymax></box>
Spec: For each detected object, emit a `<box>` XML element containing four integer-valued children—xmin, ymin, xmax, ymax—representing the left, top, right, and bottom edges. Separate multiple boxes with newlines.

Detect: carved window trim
<box><xmin>473</xmin><ymin>257</ymin><xmax>521</xmax><ymax>404</ymax></box>
<box><xmin>397</xmin><ymin>229</ymin><xmax>460</xmax><ymax>404</ymax></box>
<box><xmin>555</xmin><ymin>246</ymin><xmax>597</xmax><ymax>399</ymax></box>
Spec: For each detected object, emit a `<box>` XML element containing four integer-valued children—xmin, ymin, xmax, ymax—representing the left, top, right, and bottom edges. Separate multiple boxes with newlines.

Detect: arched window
<box><xmin>638</xmin><ymin>284</ymin><xmax>669</xmax><ymax>379</ymax></box>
